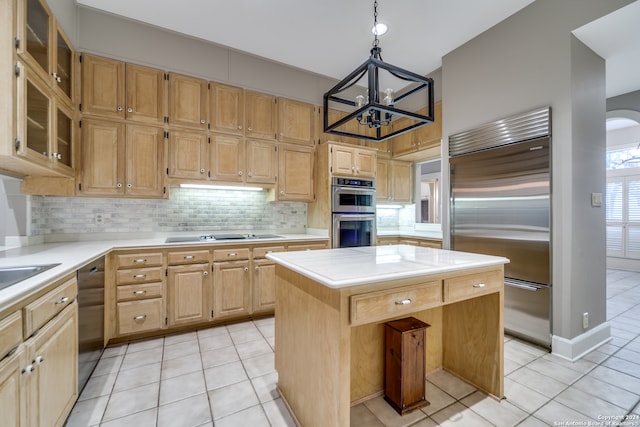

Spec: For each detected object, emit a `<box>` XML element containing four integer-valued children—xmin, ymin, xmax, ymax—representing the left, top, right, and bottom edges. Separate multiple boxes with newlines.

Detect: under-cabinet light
<box><xmin>179</xmin><ymin>184</ymin><xmax>264</xmax><ymax>191</ymax></box>
<box><xmin>377</xmin><ymin>204</ymin><xmax>404</xmax><ymax>209</ymax></box>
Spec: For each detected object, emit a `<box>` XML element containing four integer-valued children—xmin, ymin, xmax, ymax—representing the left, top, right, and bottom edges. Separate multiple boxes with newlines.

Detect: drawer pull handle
<box><xmin>228</xmin><ymin>253</ymin><xmax>237</xmax><ymax>257</ymax></box>
<box><xmin>22</xmin><ymin>365</ymin><xmax>35</xmax><ymax>375</ymax></box>
<box><xmin>203</xmin><ymin>271</ymin><xmax>208</xmax><ymax>276</ymax></box>
<box><xmin>473</xmin><ymin>283</ymin><xmax>486</xmax><ymax>288</ymax></box>
<box><xmin>133</xmin><ymin>315</ymin><xmax>147</xmax><ymax>321</ymax></box>
<box><xmin>33</xmin><ymin>356</ymin><xmax>44</xmax><ymax>365</ymax></box>
<box><xmin>54</xmin><ymin>296</ymin><xmax>69</xmax><ymax>305</ymax></box>
<box><xmin>133</xmin><ymin>259</ymin><xmax>147</xmax><ymax>263</ymax></box>
<box><xmin>133</xmin><ymin>290</ymin><xmax>146</xmax><ymax>295</ymax></box>
<box><xmin>395</xmin><ymin>299</ymin><xmax>412</xmax><ymax>305</ymax></box>
<box><xmin>134</xmin><ymin>274</ymin><xmax>146</xmax><ymax>279</ymax></box>
<box><xmin>184</xmin><ymin>255</ymin><xmax>195</xmax><ymax>259</ymax></box>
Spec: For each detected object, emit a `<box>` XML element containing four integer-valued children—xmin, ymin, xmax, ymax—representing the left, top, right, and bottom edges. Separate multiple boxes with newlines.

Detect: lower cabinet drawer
<box><xmin>0</xmin><ymin>311</ymin><xmax>22</xmax><ymax>359</ymax></box>
<box><xmin>167</xmin><ymin>250</ymin><xmax>210</xmax><ymax>265</ymax></box>
<box><xmin>443</xmin><ymin>269</ymin><xmax>503</xmax><ymax>303</ymax></box>
<box><xmin>116</xmin><ymin>283</ymin><xmax>163</xmax><ymax>302</ymax></box>
<box><xmin>117</xmin><ymin>298</ymin><xmax>163</xmax><ymax>335</ymax></box>
<box><xmin>213</xmin><ymin>248</ymin><xmax>250</xmax><ymax>261</ymax></box>
<box><xmin>253</xmin><ymin>246</ymin><xmax>286</xmax><ymax>259</ymax></box>
<box><xmin>350</xmin><ymin>281</ymin><xmax>441</xmax><ymax>325</ymax></box>
<box><xmin>116</xmin><ymin>267</ymin><xmax>163</xmax><ymax>285</ymax></box>
<box><xmin>23</xmin><ymin>276</ymin><xmax>77</xmax><ymax>337</ymax></box>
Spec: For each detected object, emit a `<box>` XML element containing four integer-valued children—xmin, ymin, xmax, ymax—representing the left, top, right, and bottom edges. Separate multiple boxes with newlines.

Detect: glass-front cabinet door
<box><xmin>54</xmin><ymin>26</ymin><xmax>73</xmax><ymax>102</ymax></box>
<box><xmin>54</xmin><ymin>103</ymin><xmax>73</xmax><ymax>172</ymax></box>
<box><xmin>20</xmin><ymin>0</ymin><xmax>51</xmax><ymax>77</ymax></box>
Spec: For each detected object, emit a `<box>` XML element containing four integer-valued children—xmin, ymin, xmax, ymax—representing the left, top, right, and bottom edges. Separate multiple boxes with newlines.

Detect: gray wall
<box><xmin>0</xmin><ymin>177</ymin><xmax>29</xmax><ymax>242</ymax></box>
<box><xmin>441</xmin><ymin>0</ymin><xmax>632</xmax><ymax>343</ymax></box>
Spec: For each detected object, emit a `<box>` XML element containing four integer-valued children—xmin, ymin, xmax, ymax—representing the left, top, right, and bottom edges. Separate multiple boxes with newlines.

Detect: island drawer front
<box><xmin>443</xmin><ymin>269</ymin><xmax>503</xmax><ymax>303</ymax></box>
<box><xmin>23</xmin><ymin>277</ymin><xmax>77</xmax><ymax>338</ymax></box>
<box><xmin>167</xmin><ymin>250</ymin><xmax>210</xmax><ymax>265</ymax></box>
<box><xmin>253</xmin><ymin>246</ymin><xmax>286</xmax><ymax>259</ymax></box>
<box><xmin>116</xmin><ymin>283</ymin><xmax>164</xmax><ymax>302</ymax></box>
<box><xmin>116</xmin><ymin>267</ymin><xmax>164</xmax><ymax>285</ymax></box>
<box><xmin>116</xmin><ymin>253</ymin><xmax>164</xmax><ymax>268</ymax></box>
<box><xmin>213</xmin><ymin>248</ymin><xmax>250</xmax><ymax>261</ymax></box>
<box><xmin>117</xmin><ymin>298</ymin><xmax>163</xmax><ymax>335</ymax></box>
<box><xmin>350</xmin><ymin>281</ymin><xmax>441</xmax><ymax>325</ymax></box>
<box><xmin>0</xmin><ymin>311</ymin><xmax>22</xmax><ymax>359</ymax></box>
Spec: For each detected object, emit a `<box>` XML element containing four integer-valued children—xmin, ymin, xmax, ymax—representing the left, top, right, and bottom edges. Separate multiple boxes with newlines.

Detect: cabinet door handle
<box><xmin>200</xmin><ymin>119</ymin><xmax>206</xmax><ymax>124</ymax></box>
<box><xmin>127</xmin><ymin>183</ymin><xmax>133</xmax><ymax>188</ymax></box>
<box><xmin>395</xmin><ymin>299</ymin><xmax>412</xmax><ymax>305</ymax></box>
<box><xmin>134</xmin><ymin>274</ymin><xmax>146</xmax><ymax>279</ymax></box>
<box><xmin>244</xmin><ymin>267</ymin><xmax>249</xmax><ymax>272</ymax></box>
<box><xmin>200</xmin><ymin>168</ymin><xmax>205</xmax><ymax>173</ymax></box>
<box><xmin>133</xmin><ymin>259</ymin><xmax>147</xmax><ymax>264</ymax></box>
<box><xmin>117</xmin><ymin>106</ymin><xmax>123</xmax><ymax>112</ymax></box>
<box><xmin>238</xmin><ymin>171</ymin><xmax>243</xmax><ymax>176</ymax></box>
<box><xmin>184</xmin><ymin>255</ymin><xmax>195</xmax><ymax>259</ymax></box>
<box><xmin>54</xmin><ymin>296</ymin><xmax>69</xmax><ymax>305</ymax></box>
<box><xmin>133</xmin><ymin>290</ymin><xmax>146</xmax><ymax>295</ymax></box>
<box><xmin>133</xmin><ymin>315</ymin><xmax>146</xmax><ymax>321</ymax></box>
<box><xmin>22</xmin><ymin>365</ymin><xmax>35</xmax><ymax>375</ymax></box>
<box><xmin>247</xmin><ymin>172</ymin><xmax>253</xmax><ymax>177</ymax></box>
<box><xmin>127</xmin><ymin>108</ymin><xmax>133</xmax><ymax>113</ymax></box>
<box><xmin>52</xmin><ymin>72</ymin><xmax>61</xmax><ymax>83</ymax></box>
<box><xmin>279</xmin><ymin>190</ymin><xmax>285</xmax><ymax>196</ymax></box>
<box><xmin>238</xmin><ymin>125</ymin><xmax>243</xmax><ymax>130</ymax></box>
<box><xmin>116</xmin><ymin>183</ymin><xmax>123</xmax><ymax>188</ymax></box>
<box><xmin>473</xmin><ymin>283</ymin><xmax>486</xmax><ymax>288</ymax></box>
<box><xmin>33</xmin><ymin>356</ymin><xmax>44</xmax><ymax>365</ymax></box>
<box><xmin>203</xmin><ymin>271</ymin><xmax>209</xmax><ymax>276</ymax></box>
<box><xmin>255</xmin><ymin>266</ymin><xmax>259</xmax><ymax>270</ymax></box>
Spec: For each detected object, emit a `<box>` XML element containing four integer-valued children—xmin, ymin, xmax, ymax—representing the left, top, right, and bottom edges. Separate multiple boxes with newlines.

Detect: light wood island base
<box><xmin>272</xmin><ymin>252</ymin><xmax>506</xmax><ymax>427</ymax></box>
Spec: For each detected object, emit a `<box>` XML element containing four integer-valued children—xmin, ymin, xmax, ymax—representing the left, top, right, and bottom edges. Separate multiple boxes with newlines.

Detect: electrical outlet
<box><xmin>582</xmin><ymin>312</ymin><xmax>589</xmax><ymax>329</ymax></box>
<box><xmin>94</xmin><ymin>212</ymin><xmax>104</xmax><ymax>225</ymax></box>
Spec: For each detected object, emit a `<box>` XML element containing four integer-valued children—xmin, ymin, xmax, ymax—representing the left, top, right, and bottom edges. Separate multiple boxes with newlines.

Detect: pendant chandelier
<box><xmin>323</xmin><ymin>0</ymin><xmax>434</xmax><ymax>142</ymax></box>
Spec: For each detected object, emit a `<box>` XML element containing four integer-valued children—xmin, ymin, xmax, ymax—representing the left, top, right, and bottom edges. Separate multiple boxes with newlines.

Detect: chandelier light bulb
<box><xmin>372</xmin><ymin>22</ymin><xmax>387</xmax><ymax>36</ymax></box>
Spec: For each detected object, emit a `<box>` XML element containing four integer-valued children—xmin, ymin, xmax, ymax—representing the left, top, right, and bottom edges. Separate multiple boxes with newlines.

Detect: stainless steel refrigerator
<box><xmin>449</xmin><ymin>107</ymin><xmax>552</xmax><ymax>348</ymax></box>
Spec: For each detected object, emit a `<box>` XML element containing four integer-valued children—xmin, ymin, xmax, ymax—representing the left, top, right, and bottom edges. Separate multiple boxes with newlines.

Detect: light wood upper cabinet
<box><xmin>210</xmin><ymin>83</ymin><xmax>244</xmax><ymax>135</ymax></box>
<box><xmin>209</xmin><ymin>134</ymin><xmax>245</xmax><ymax>182</ymax></box>
<box><xmin>245</xmin><ymin>91</ymin><xmax>277</xmax><ymax>140</ymax></box>
<box><xmin>82</xmin><ymin>55</ymin><xmax>166</xmax><ymax>124</ymax></box>
<box><xmin>126</xmin><ymin>64</ymin><xmax>166</xmax><ymax>124</ymax></box>
<box><xmin>330</xmin><ymin>144</ymin><xmax>376</xmax><ymax>179</ymax></box>
<box><xmin>246</xmin><ymin>140</ymin><xmax>277</xmax><ymax>184</ymax></box>
<box><xmin>376</xmin><ymin>158</ymin><xmax>412</xmax><ymax>203</ymax></box>
<box><xmin>168</xmin><ymin>130</ymin><xmax>208</xmax><ymax>180</ymax></box>
<box><xmin>391</xmin><ymin>160</ymin><xmax>413</xmax><ymax>203</ymax></box>
<box><xmin>275</xmin><ymin>143</ymin><xmax>315</xmax><ymax>202</ymax></box>
<box><xmin>278</xmin><ymin>98</ymin><xmax>316</xmax><ymax>145</ymax></box>
<box><xmin>79</xmin><ymin>119</ymin><xmax>166</xmax><ymax>197</ymax></box>
<box><xmin>81</xmin><ymin>55</ymin><xmax>125</xmax><ymax>119</ymax></box>
<box><xmin>53</xmin><ymin>24</ymin><xmax>74</xmax><ymax>104</ymax></box>
<box><xmin>391</xmin><ymin>102</ymin><xmax>442</xmax><ymax>161</ymax></box>
<box><xmin>169</xmin><ymin>73</ymin><xmax>208</xmax><ymax>130</ymax></box>
<box><xmin>213</xmin><ymin>260</ymin><xmax>251</xmax><ymax>319</ymax></box>
<box><xmin>167</xmin><ymin>264</ymin><xmax>212</xmax><ymax>327</ymax></box>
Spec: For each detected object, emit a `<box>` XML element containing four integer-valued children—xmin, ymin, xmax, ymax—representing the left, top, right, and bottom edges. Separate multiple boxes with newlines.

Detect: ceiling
<box><xmin>76</xmin><ymin>0</ymin><xmax>639</xmax><ymax>99</ymax></box>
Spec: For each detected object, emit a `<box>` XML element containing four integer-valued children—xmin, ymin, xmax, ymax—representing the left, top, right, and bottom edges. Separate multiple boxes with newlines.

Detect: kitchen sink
<box><xmin>165</xmin><ymin>234</ymin><xmax>284</xmax><ymax>243</ymax></box>
<box><xmin>0</xmin><ymin>264</ymin><xmax>61</xmax><ymax>291</ymax></box>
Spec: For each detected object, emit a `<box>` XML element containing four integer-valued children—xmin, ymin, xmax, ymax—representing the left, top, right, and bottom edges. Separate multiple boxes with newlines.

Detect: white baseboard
<box><xmin>607</xmin><ymin>257</ymin><xmax>640</xmax><ymax>272</ymax></box>
<box><xmin>551</xmin><ymin>322</ymin><xmax>611</xmax><ymax>361</ymax></box>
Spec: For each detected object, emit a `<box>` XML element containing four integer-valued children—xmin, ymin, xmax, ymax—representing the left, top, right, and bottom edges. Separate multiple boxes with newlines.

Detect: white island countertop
<box><xmin>267</xmin><ymin>244</ymin><xmax>509</xmax><ymax>288</ymax></box>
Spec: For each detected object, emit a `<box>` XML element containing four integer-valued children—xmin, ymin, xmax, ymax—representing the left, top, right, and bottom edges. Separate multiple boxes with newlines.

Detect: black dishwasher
<box><xmin>77</xmin><ymin>257</ymin><xmax>105</xmax><ymax>393</ymax></box>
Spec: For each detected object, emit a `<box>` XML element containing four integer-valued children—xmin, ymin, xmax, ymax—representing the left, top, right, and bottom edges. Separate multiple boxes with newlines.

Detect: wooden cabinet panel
<box><xmin>278</xmin><ymin>98</ymin><xmax>316</xmax><ymax>145</ymax></box>
<box><xmin>125</xmin><ymin>64</ymin><xmax>165</xmax><ymax>124</ymax></box>
<box><xmin>245</xmin><ymin>91</ymin><xmax>276</xmax><ymax>140</ymax></box>
<box><xmin>0</xmin><ymin>349</ymin><xmax>26</xmax><ymax>427</ymax></box>
<box><xmin>117</xmin><ymin>298</ymin><xmax>163</xmax><ymax>335</ymax></box>
<box><xmin>116</xmin><ymin>283</ymin><xmax>163</xmax><ymax>302</ymax></box>
<box><xmin>167</xmin><ymin>264</ymin><xmax>211</xmax><ymax>326</ymax></box>
<box><xmin>212</xmin><ymin>248</ymin><xmax>250</xmax><ymax>262</ymax></box>
<box><xmin>252</xmin><ymin>246</ymin><xmax>286</xmax><ymax>258</ymax></box>
<box><xmin>252</xmin><ymin>259</ymin><xmax>276</xmax><ymax>313</ymax></box>
<box><xmin>331</xmin><ymin>145</ymin><xmax>355</xmax><ymax>176</ymax></box>
<box><xmin>246</xmin><ymin>140</ymin><xmax>277</xmax><ymax>184</ymax></box>
<box><xmin>210</xmin><ymin>83</ymin><xmax>244</xmax><ymax>135</ymax></box>
<box><xmin>125</xmin><ymin>124</ymin><xmax>165</xmax><ymax>197</ymax></box>
<box><xmin>376</xmin><ymin>159</ymin><xmax>390</xmax><ymax>200</ymax></box>
<box><xmin>213</xmin><ymin>261</ymin><xmax>250</xmax><ymax>318</ymax></box>
<box><xmin>115</xmin><ymin>252</ymin><xmax>163</xmax><ymax>268</ymax></box>
<box><xmin>209</xmin><ymin>134</ymin><xmax>244</xmax><ymax>182</ymax></box>
<box><xmin>276</xmin><ymin>144</ymin><xmax>315</xmax><ymax>201</ymax></box>
<box><xmin>25</xmin><ymin>302</ymin><xmax>77</xmax><ymax>427</ymax></box>
<box><xmin>168</xmin><ymin>130</ymin><xmax>208</xmax><ymax>180</ymax></box>
<box><xmin>169</xmin><ymin>73</ymin><xmax>208</xmax><ymax>129</ymax></box>
<box><xmin>167</xmin><ymin>250</ymin><xmax>210</xmax><ymax>265</ymax></box>
<box><xmin>355</xmin><ymin>149</ymin><xmax>376</xmax><ymax>178</ymax></box>
<box><xmin>23</xmin><ymin>277</ymin><xmax>76</xmax><ymax>337</ymax></box>
<box><xmin>443</xmin><ymin>269</ymin><xmax>502</xmax><ymax>303</ymax></box>
<box><xmin>0</xmin><ymin>312</ymin><xmax>22</xmax><ymax>360</ymax></box>
<box><xmin>81</xmin><ymin>55</ymin><xmax>125</xmax><ymax>119</ymax></box>
<box><xmin>391</xmin><ymin>160</ymin><xmax>412</xmax><ymax>203</ymax></box>
<box><xmin>116</xmin><ymin>267</ymin><xmax>164</xmax><ymax>286</ymax></box>
<box><xmin>79</xmin><ymin>119</ymin><xmax>124</xmax><ymax>195</ymax></box>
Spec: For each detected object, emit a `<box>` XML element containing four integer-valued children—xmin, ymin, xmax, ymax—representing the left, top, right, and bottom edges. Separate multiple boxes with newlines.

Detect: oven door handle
<box><xmin>333</xmin><ymin>186</ymin><xmax>376</xmax><ymax>195</ymax></box>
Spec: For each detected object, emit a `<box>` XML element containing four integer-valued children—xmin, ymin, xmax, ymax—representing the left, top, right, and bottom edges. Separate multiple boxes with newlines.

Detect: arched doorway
<box><xmin>606</xmin><ymin>109</ymin><xmax>640</xmax><ymax>270</ymax></box>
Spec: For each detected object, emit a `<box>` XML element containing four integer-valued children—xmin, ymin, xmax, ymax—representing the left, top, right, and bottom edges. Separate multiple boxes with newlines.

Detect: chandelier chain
<box><xmin>373</xmin><ymin>0</ymin><xmax>380</xmax><ymax>47</ymax></box>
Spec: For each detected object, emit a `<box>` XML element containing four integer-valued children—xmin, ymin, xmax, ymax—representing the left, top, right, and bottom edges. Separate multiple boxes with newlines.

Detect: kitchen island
<box><xmin>267</xmin><ymin>245</ymin><xmax>509</xmax><ymax>427</ymax></box>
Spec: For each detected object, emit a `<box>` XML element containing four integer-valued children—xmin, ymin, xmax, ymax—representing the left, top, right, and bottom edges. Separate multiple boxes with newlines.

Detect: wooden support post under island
<box><xmin>266</xmin><ymin>244</ymin><xmax>509</xmax><ymax>427</ymax></box>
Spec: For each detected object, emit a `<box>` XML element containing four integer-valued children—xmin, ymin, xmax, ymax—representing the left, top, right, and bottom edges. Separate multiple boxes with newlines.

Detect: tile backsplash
<box><xmin>29</xmin><ymin>186</ymin><xmax>307</xmax><ymax>236</ymax></box>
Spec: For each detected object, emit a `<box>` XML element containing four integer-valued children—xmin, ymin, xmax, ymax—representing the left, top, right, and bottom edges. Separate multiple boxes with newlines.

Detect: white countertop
<box><xmin>0</xmin><ymin>234</ymin><xmax>327</xmax><ymax>310</ymax></box>
<box><xmin>267</xmin><ymin>245</ymin><xmax>509</xmax><ymax>288</ymax></box>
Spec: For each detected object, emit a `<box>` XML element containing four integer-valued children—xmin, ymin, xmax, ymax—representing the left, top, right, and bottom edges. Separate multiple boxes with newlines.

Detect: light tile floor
<box><xmin>66</xmin><ymin>270</ymin><xmax>640</xmax><ymax>426</ymax></box>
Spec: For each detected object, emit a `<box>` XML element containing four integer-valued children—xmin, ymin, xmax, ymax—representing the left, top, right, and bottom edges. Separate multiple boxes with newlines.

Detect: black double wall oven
<box><xmin>331</xmin><ymin>177</ymin><xmax>376</xmax><ymax>248</ymax></box>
